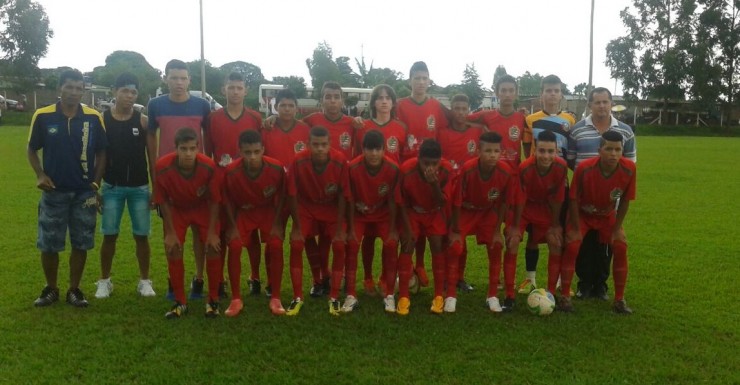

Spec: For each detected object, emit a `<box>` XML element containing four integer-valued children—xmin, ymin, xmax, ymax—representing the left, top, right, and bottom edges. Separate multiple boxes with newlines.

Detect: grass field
<box><xmin>1</xmin><ymin>125</ymin><xmax>738</xmax><ymax>384</ymax></box>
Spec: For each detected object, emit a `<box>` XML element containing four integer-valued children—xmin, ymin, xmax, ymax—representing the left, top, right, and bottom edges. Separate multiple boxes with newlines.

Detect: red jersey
<box><xmin>261</xmin><ymin>120</ymin><xmax>311</xmax><ymax>169</ymax></box>
<box><xmin>437</xmin><ymin>125</ymin><xmax>485</xmax><ymax>173</ymax></box>
<box><xmin>347</xmin><ymin>155</ymin><xmax>401</xmax><ymax>222</ymax></box>
<box><xmin>518</xmin><ymin>156</ymin><xmax>568</xmax><ymax>209</ymax></box>
<box><xmin>454</xmin><ymin>158</ymin><xmax>518</xmax><ymax>211</ymax></box>
<box><xmin>153</xmin><ymin>152</ymin><xmax>222</xmax><ymax>208</ymax></box>
<box><xmin>469</xmin><ymin>109</ymin><xmax>525</xmax><ymax>168</ymax></box>
<box><xmin>288</xmin><ymin>148</ymin><xmax>349</xmax><ymax>212</ymax></box>
<box><xmin>207</xmin><ymin>107</ymin><xmax>262</xmax><ymax>167</ymax></box>
<box><xmin>303</xmin><ymin>112</ymin><xmax>355</xmax><ymax>160</ymax></box>
<box><xmin>399</xmin><ymin>158</ymin><xmax>454</xmax><ymax>213</ymax></box>
<box><xmin>356</xmin><ymin>118</ymin><xmax>407</xmax><ymax>164</ymax></box>
<box><xmin>222</xmin><ymin>156</ymin><xmax>285</xmax><ymax>210</ymax></box>
<box><xmin>570</xmin><ymin>157</ymin><xmax>636</xmax><ymax>217</ymax></box>
<box><xmin>396</xmin><ymin>97</ymin><xmax>448</xmax><ymax>161</ymax></box>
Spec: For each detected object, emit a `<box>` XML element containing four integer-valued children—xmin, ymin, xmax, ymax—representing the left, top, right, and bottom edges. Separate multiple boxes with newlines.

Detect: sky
<box><xmin>36</xmin><ymin>0</ymin><xmax>632</xmax><ymax>94</ymax></box>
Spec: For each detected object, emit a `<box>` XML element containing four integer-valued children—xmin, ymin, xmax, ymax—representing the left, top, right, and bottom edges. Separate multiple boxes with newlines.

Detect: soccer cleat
<box><xmin>397</xmin><ymin>297</ymin><xmax>410</xmax><ymax>316</ymax></box>
<box><xmin>309</xmin><ymin>282</ymin><xmax>325</xmax><ymax>298</ymax></box>
<box><xmin>456</xmin><ymin>280</ymin><xmax>474</xmax><ymax>293</ymax></box>
<box><xmin>165</xmin><ymin>279</ymin><xmax>175</xmax><ymax>301</ymax></box>
<box><xmin>94</xmin><ymin>278</ymin><xmax>113</xmax><ymax>299</ymax></box>
<box><xmin>137</xmin><ymin>279</ymin><xmax>156</xmax><ymax>297</ymax></box>
<box><xmin>486</xmin><ymin>296</ymin><xmax>503</xmax><ymax>313</ymax></box>
<box><xmin>613</xmin><ymin>299</ymin><xmax>633</xmax><ymax>315</ymax></box>
<box><xmin>517</xmin><ymin>278</ymin><xmax>536</xmax><ymax>294</ymax></box>
<box><xmin>341</xmin><ymin>295</ymin><xmax>359</xmax><ymax>313</ymax></box>
<box><xmin>224</xmin><ymin>299</ymin><xmax>243</xmax><ymax>317</ymax></box>
<box><xmin>248</xmin><ymin>279</ymin><xmax>261</xmax><ymax>296</ymax></box>
<box><xmin>269</xmin><ymin>298</ymin><xmax>286</xmax><ymax>315</ymax></box>
<box><xmin>264</xmin><ymin>285</ymin><xmax>272</xmax><ymax>298</ymax></box>
<box><xmin>205</xmin><ymin>301</ymin><xmax>220</xmax><ymax>318</ymax></box>
<box><xmin>383</xmin><ymin>295</ymin><xmax>396</xmax><ymax>313</ymax></box>
<box><xmin>189</xmin><ymin>277</ymin><xmax>204</xmax><ymax>300</ymax></box>
<box><xmin>286</xmin><ymin>298</ymin><xmax>304</xmax><ymax>316</ymax></box>
<box><xmin>502</xmin><ymin>297</ymin><xmax>516</xmax><ymax>312</ymax></box>
<box><xmin>557</xmin><ymin>296</ymin><xmax>574</xmax><ymax>313</ymax></box>
<box><xmin>328</xmin><ymin>299</ymin><xmax>341</xmax><ymax>316</ymax></box>
<box><xmin>165</xmin><ymin>302</ymin><xmax>188</xmax><ymax>319</ymax></box>
<box><xmin>322</xmin><ymin>277</ymin><xmax>331</xmax><ymax>295</ymax></box>
<box><xmin>414</xmin><ymin>267</ymin><xmax>430</xmax><ymax>287</ymax></box>
<box><xmin>430</xmin><ymin>295</ymin><xmax>444</xmax><ymax>314</ymax></box>
<box><xmin>219</xmin><ymin>281</ymin><xmax>229</xmax><ymax>299</ymax></box>
<box><xmin>33</xmin><ymin>286</ymin><xmax>59</xmax><ymax>307</ymax></box>
<box><xmin>363</xmin><ymin>279</ymin><xmax>378</xmax><ymax>296</ymax></box>
<box><xmin>66</xmin><ymin>288</ymin><xmax>89</xmax><ymax>308</ymax></box>
<box><xmin>592</xmin><ymin>286</ymin><xmax>610</xmax><ymax>301</ymax></box>
<box><xmin>443</xmin><ymin>297</ymin><xmax>457</xmax><ymax>313</ymax></box>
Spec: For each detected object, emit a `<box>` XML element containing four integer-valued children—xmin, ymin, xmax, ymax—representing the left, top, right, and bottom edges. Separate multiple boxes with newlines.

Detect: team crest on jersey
<box><xmin>197</xmin><ymin>186</ymin><xmax>207</xmax><ymax>197</ymax></box>
<box><xmin>467</xmin><ymin>140</ymin><xmax>477</xmax><ymax>155</ymax></box>
<box><xmin>487</xmin><ymin>188</ymin><xmax>500</xmax><ymax>201</ymax></box>
<box><xmin>340</xmin><ymin>132</ymin><xmax>351</xmax><ymax>149</ymax></box>
<box><xmin>509</xmin><ymin>126</ymin><xmax>520</xmax><ymax>141</ymax></box>
<box><xmin>263</xmin><ymin>185</ymin><xmax>276</xmax><ymax>198</ymax></box>
<box><xmin>47</xmin><ymin>125</ymin><xmax>58</xmax><ymax>135</ymax></box>
<box><xmin>132</xmin><ymin>127</ymin><xmax>140</xmax><ymax>136</ymax></box>
<box><xmin>387</xmin><ymin>136</ymin><xmax>399</xmax><ymax>153</ymax></box>
<box><xmin>294</xmin><ymin>141</ymin><xmax>306</xmax><ymax>153</ymax></box>
<box><xmin>426</xmin><ymin>115</ymin><xmax>436</xmax><ymax>131</ymax></box>
<box><xmin>378</xmin><ymin>183</ymin><xmax>389</xmax><ymax>196</ymax></box>
<box><xmin>610</xmin><ymin>188</ymin><xmax>623</xmax><ymax>202</ymax></box>
<box><xmin>325</xmin><ymin>183</ymin><xmax>338</xmax><ymax>195</ymax></box>
<box><xmin>219</xmin><ymin>154</ymin><xmax>232</xmax><ymax>167</ymax></box>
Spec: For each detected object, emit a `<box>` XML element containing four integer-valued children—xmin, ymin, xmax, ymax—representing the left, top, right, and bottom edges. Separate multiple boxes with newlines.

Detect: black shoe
<box><xmin>34</xmin><ymin>286</ymin><xmax>59</xmax><ymax>307</ymax></box>
<box><xmin>249</xmin><ymin>279</ymin><xmax>261</xmax><ymax>296</ymax></box>
<box><xmin>321</xmin><ymin>277</ymin><xmax>331</xmax><ymax>295</ymax></box>
<box><xmin>189</xmin><ymin>277</ymin><xmax>204</xmax><ymax>300</ymax></box>
<box><xmin>613</xmin><ymin>299</ymin><xmax>633</xmax><ymax>314</ymax></box>
<box><xmin>218</xmin><ymin>281</ymin><xmax>229</xmax><ymax>300</ymax></box>
<box><xmin>502</xmin><ymin>297</ymin><xmax>515</xmax><ymax>312</ymax></box>
<box><xmin>66</xmin><ymin>288</ymin><xmax>89</xmax><ymax>308</ymax></box>
<box><xmin>557</xmin><ymin>296</ymin><xmax>574</xmax><ymax>313</ymax></box>
<box><xmin>592</xmin><ymin>286</ymin><xmax>609</xmax><ymax>301</ymax></box>
<box><xmin>264</xmin><ymin>285</ymin><xmax>272</xmax><ymax>298</ymax></box>
<box><xmin>576</xmin><ymin>286</ymin><xmax>592</xmax><ymax>300</ymax></box>
<box><xmin>456</xmin><ymin>280</ymin><xmax>474</xmax><ymax>293</ymax></box>
<box><xmin>309</xmin><ymin>282</ymin><xmax>325</xmax><ymax>298</ymax></box>
<box><xmin>205</xmin><ymin>301</ymin><xmax>220</xmax><ymax>318</ymax></box>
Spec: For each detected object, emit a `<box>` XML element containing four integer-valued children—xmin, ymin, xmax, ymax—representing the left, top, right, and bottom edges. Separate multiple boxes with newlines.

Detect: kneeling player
<box><xmin>286</xmin><ymin>126</ymin><xmax>349</xmax><ymax>316</ymax></box>
<box><xmin>397</xmin><ymin>139</ymin><xmax>454</xmax><ymax>315</ymax></box>
<box><xmin>448</xmin><ymin>132</ymin><xmax>519</xmax><ymax>313</ymax></box>
<box><xmin>222</xmin><ymin>130</ymin><xmax>287</xmax><ymax>316</ymax></box>
<box><xmin>558</xmin><ymin>131</ymin><xmax>636</xmax><ymax>313</ymax></box>
<box><xmin>346</xmin><ymin>130</ymin><xmax>401</xmax><ymax>313</ymax></box>
<box><xmin>153</xmin><ymin>128</ymin><xmax>223</xmax><ymax>318</ymax></box>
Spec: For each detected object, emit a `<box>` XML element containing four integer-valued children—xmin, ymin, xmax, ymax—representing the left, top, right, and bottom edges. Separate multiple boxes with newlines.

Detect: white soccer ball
<box><xmin>394</xmin><ymin>274</ymin><xmax>420</xmax><ymax>295</ymax></box>
<box><xmin>527</xmin><ymin>288</ymin><xmax>556</xmax><ymax>316</ymax></box>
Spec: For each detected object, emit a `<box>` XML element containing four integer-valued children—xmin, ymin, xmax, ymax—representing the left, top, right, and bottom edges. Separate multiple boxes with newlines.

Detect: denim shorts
<box><xmin>100</xmin><ymin>182</ymin><xmax>151</xmax><ymax>236</ymax></box>
<box><xmin>37</xmin><ymin>190</ymin><xmax>97</xmax><ymax>252</ymax></box>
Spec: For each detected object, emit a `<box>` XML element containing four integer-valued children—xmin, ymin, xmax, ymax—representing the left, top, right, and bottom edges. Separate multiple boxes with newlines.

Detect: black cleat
<box><xmin>557</xmin><ymin>296</ymin><xmax>574</xmax><ymax>313</ymax></box>
<box><xmin>249</xmin><ymin>279</ymin><xmax>261</xmax><ymax>296</ymax></box>
<box><xmin>502</xmin><ymin>297</ymin><xmax>516</xmax><ymax>312</ymax></box>
<box><xmin>456</xmin><ymin>280</ymin><xmax>474</xmax><ymax>293</ymax></box>
<box><xmin>34</xmin><ymin>286</ymin><xmax>59</xmax><ymax>307</ymax></box>
<box><xmin>66</xmin><ymin>288</ymin><xmax>89</xmax><ymax>308</ymax></box>
<box><xmin>189</xmin><ymin>277</ymin><xmax>204</xmax><ymax>300</ymax></box>
<box><xmin>218</xmin><ymin>281</ymin><xmax>229</xmax><ymax>300</ymax></box>
<box><xmin>613</xmin><ymin>299</ymin><xmax>633</xmax><ymax>314</ymax></box>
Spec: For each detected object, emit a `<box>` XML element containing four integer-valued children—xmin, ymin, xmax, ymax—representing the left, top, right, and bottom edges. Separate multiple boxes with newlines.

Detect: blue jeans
<box><xmin>100</xmin><ymin>183</ymin><xmax>151</xmax><ymax>236</ymax></box>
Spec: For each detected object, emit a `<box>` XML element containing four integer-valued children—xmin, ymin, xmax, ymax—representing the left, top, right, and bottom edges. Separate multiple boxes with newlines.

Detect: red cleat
<box><xmin>269</xmin><ymin>298</ymin><xmax>286</xmax><ymax>315</ymax></box>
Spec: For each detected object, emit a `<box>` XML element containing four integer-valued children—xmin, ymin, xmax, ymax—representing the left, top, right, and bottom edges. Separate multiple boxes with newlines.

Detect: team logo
<box><xmin>263</xmin><ymin>185</ymin><xmax>276</xmax><ymax>198</ymax></box>
<box><xmin>509</xmin><ymin>126</ymin><xmax>520</xmax><ymax>141</ymax></box>
<box><xmin>294</xmin><ymin>141</ymin><xmax>306</xmax><ymax>153</ymax></box>
<box><xmin>407</xmin><ymin>135</ymin><xmax>417</xmax><ymax>149</ymax></box>
<box><xmin>48</xmin><ymin>125</ymin><xmax>58</xmax><ymax>135</ymax></box>
<box><xmin>196</xmin><ymin>186</ymin><xmax>207</xmax><ymax>197</ymax></box>
<box><xmin>387</xmin><ymin>136</ymin><xmax>399</xmax><ymax>153</ymax></box>
<box><xmin>355</xmin><ymin>202</ymin><xmax>369</xmax><ymax>214</ymax></box>
<box><xmin>487</xmin><ymin>188</ymin><xmax>500</xmax><ymax>201</ymax></box>
<box><xmin>426</xmin><ymin>115</ymin><xmax>436</xmax><ymax>131</ymax></box>
<box><xmin>466</xmin><ymin>140</ymin><xmax>477</xmax><ymax>155</ymax></box>
<box><xmin>325</xmin><ymin>183</ymin><xmax>338</xmax><ymax>195</ymax></box>
<box><xmin>378</xmin><ymin>183</ymin><xmax>389</xmax><ymax>196</ymax></box>
<box><xmin>610</xmin><ymin>188</ymin><xmax>623</xmax><ymax>202</ymax></box>
<box><xmin>340</xmin><ymin>132</ymin><xmax>351</xmax><ymax>150</ymax></box>
<box><xmin>132</xmin><ymin>127</ymin><xmax>140</xmax><ymax>136</ymax></box>
<box><xmin>219</xmin><ymin>154</ymin><xmax>232</xmax><ymax>167</ymax></box>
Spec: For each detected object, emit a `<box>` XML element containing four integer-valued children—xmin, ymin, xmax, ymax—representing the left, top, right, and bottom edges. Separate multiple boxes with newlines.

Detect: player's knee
<box><xmin>347</xmin><ymin>238</ymin><xmax>359</xmax><ymax>251</ymax></box>
<box><xmin>332</xmin><ymin>240</ymin><xmax>346</xmax><ymax>254</ymax></box>
<box><xmin>382</xmin><ymin>238</ymin><xmax>398</xmax><ymax>250</ymax></box>
<box><xmin>289</xmin><ymin>239</ymin><xmax>304</xmax><ymax>252</ymax></box>
<box><xmin>228</xmin><ymin>238</ymin><xmax>243</xmax><ymax>250</ymax></box>
<box><xmin>266</xmin><ymin>236</ymin><xmax>283</xmax><ymax>251</ymax></box>
<box><xmin>448</xmin><ymin>241</ymin><xmax>464</xmax><ymax>258</ymax></box>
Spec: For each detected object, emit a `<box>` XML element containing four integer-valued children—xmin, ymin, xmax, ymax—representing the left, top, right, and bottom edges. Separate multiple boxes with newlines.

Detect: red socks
<box><xmin>168</xmin><ymin>258</ymin><xmax>186</xmax><ymax>304</ymax></box>
<box><xmin>486</xmin><ymin>243</ymin><xmax>503</xmax><ymax>298</ymax></box>
<box><xmin>612</xmin><ymin>240</ymin><xmax>628</xmax><ymax>301</ymax></box>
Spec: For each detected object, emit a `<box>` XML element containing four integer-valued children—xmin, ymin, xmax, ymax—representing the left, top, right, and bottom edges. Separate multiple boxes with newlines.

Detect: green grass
<box><xmin>1</xmin><ymin>126</ymin><xmax>738</xmax><ymax>384</ymax></box>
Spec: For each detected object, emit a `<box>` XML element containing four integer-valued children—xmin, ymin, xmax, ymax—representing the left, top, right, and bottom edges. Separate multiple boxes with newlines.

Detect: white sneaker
<box><xmin>443</xmin><ymin>297</ymin><xmax>457</xmax><ymax>313</ymax></box>
<box><xmin>383</xmin><ymin>295</ymin><xmax>396</xmax><ymax>313</ymax></box>
<box><xmin>486</xmin><ymin>296</ymin><xmax>502</xmax><ymax>313</ymax></box>
<box><xmin>137</xmin><ymin>279</ymin><xmax>156</xmax><ymax>297</ymax></box>
<box><xmin>95</xmin><ymin>278</ymin><xmax>113</xmax><ymax>299</ymax></box>
<box><xmin>340</xmin><ymin>295</ymin><xmax>358</xmax><ymax>313</ymax></box>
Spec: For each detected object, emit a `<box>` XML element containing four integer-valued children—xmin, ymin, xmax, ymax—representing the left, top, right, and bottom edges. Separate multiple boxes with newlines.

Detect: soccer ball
<box><xmin>527</xmin><ymin>288</ymin><xmax>556</xmax><ymax>316</ymax></box>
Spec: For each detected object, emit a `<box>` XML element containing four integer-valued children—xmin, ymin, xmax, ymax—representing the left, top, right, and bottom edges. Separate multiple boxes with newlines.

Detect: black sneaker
<box><xmin>34</xmin><ymin>286</ymin><xmax>59</xmax><ymax>307</ymax></box>
<box><xmin>557</xmin><ymin>296</ymin><xmax>574</xmax><ymax>313</ymax></box>
<box><xmin>66</xmin><ymin>288</ymin><xmax>89</xmax><ymax>308</ymax></box>
<box><xmin>218</xmin><ymin>281</ymin><xmax>229</xmax><ymax>300</ymax></box>
<box><xmin>264</xmin><ymin>285</ymin><xmax>272</xmax><ymax>298</ymax></box>
<box><xmin>189</xmin><ymin>277</ymin><xmax>204</xmax><ymax>300</ymax></box>
<box><xmin>456</xmin><ymin>280</ymin><xmax>474</xmax><ymax>293</ymax></box>
<box><xmin>321</xmin><ymin>276</ymin><xmax>331</xmax><ymax>295</ymax></box>
<box><xmin>205</xmin><ymin>301</ymin><xmax>220</xmax><ymax>318</ymax></box>
<box><xmin>309</xmin><ymin>282</ymin><xmax>325</xmax><ymax>298</ymax></box>
<box><xmin>502</xmin><ymin>297</ymin><xmax>516</xmax><ymax>312</ymax></box>
<box><xmin>165</xmin><ymin>302</ymin><xmax>188</xmax><ymax>319</ymax></box>
<box><xmin>249</xmin><ymin>279</ymin><xmax>261</xmax><ymax>296</ymax></box>
<box><xmin>613</xmin><ymin>299</ymin><xmax>633</xmax><ymax>315</ymax></box>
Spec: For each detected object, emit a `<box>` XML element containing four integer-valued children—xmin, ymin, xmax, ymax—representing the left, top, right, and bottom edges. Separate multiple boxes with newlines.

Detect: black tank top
<box><xmin>103</xmin><ymin>109</ymin><xmax>149</xmax><ymax>187</ymax></box>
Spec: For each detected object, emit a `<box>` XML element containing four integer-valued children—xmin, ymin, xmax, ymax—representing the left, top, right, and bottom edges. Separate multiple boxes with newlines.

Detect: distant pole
<box><xmin>199</xmin><ymin>0</ymin><xmax>206</xmax><ymax>95</ymax></box>
<box><xmin>587</xmin><ymin>0</ymin><xmax>595</xmax><ymax>95</ymax></box>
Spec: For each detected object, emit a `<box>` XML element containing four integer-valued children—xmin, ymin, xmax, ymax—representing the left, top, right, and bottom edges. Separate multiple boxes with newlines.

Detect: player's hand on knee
<box><xmin>290</xmin><ymin>226</ymin><xmax>303</xmax><ymax>242</ymax></box>
<box><xmin>492</xmin><ymin>231</ymin><xmax>504</xmax><ymax>246</ymax></box>
<box><xmin>226</xmin><ymin>226</ymin><xmax>240</xmax><ymax>243</ymax></box>
<box><xmin>164</xmin><ymin>234</ymin><xmax>181</xmax><ymax>256</ymax></box>
<box><xmin>546</xmin><ymin>225</ymin><xmax>563</xmax><ymax>249</ymax></box>
<box><xmin>566</xmin><ymin>228</ymin><xmax>582</xmax><ymax>243</ymax></box>
<box><xmin>611</xmin><ymin>228</ymin><xmax>626</xmax><ymax>244</ymax></box>
<box><xmin>270</xmin><ymin>223</ymin><xmax>284</xmax><ymax>240</ymax></box>
<box><xmin>207</xmin><ymin>233</ymin><xmax>221</xmax><ymax>254</ymax></box>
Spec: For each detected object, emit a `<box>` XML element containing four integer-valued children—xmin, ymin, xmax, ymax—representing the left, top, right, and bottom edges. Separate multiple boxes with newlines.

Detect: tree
<box><xmin>0</xmin><ymin>0</ymin><xmax>53</xmax><ymax>91</ymax></box>
<box><xmin>272</xmin><ymin>75</ymin><xmax>307</xmax><ymax>99</ymax></box>
<box><xmin>306</xmin><ymin>41</ymin><xmax>341</xmax><ymax>90</ymax></box>
<box><xmin>517</xmin><ymin>71</ymin><xmax>543</xmax><ymax>97</ymax></box>
<box><xmin>492</xmin><ymin>65</ymin><xmax>508</xmax><ymax>89</ymax></box>
<box><xmin>460</xmin><ymin>63</ymin><xmax>485</xmax><ymax>109</ymax></box>
<box><xmin>186</xmin><ymin>59</ymin><xmax>226</xmax><ymax>105</ymax></box>
<box><xmin>335</xmin><ymin>56</ymin><xmax>361</xmax><ymax>87</ymax></box>
<box><xmin>574</xmin><ymin>82</ymin><xmax>588</xmax><ymax>97</ymax></box>
<box><xmin>90</xmin><ymin>51</ymin><xmax>162</xmax><ymax>103</ymax></box>
<box><xmin>219</xmin><ymin>61</ymin><xmax>265</xmax><ymax>89</ymax></box>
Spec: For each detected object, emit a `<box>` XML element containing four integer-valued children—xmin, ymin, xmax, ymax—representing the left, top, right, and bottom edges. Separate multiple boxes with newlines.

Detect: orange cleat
<box><xmin>224</xmin><ymin>299</ymin><xmax>243</xmax><ymax>317</ymax></box>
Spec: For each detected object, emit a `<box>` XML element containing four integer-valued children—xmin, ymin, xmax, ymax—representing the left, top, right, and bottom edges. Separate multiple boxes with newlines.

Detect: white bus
<box><xmin>258</xmin><ymin>84</ymin><xmax>373</xmax><ymax>117</ymax></box>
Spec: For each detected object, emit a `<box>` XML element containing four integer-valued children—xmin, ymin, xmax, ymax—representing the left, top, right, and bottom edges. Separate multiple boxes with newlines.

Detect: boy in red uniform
<box><xmin>345</xmin><ymin>130</ymin><xmax>401</xmax><ymax>312</ymax></box>
<box><xmin>397</xmin><ymin>139</ymin><xmax>454</xmax><ymax>315</ymax></box>
<box><xmin>557</xmin><ymin>131</ymin><xmax>636</xmax><ymax>314</ymax></box>
<box><xmin>507</xmin><ymin>131</ymin><xmax>568</xmax><ymax>311</ymax></box>
<box><xmin>153</xmin><ymin>128</ymin><xmax>223</xmax><ymax>318</ymax></box>
<box><xmin>207</xmin><ymin>72</ymin><xmax>264</xmax><ymax>298</ymax></box>
<box><xmin>222</xmin><ymin>130</ymin><xmax>287</xmax><ymax>316</ymax></box>
<box><xmin>448</xmin><ymin>132</ymin><xmax>519</xmax><ymax>313</ymax></box>
<box><xmin>261</xmin><ymin>89</ymin><xmax>311</xmax><ymax>169</ymax></box>
<box><xmin>286</xmin><ymin>126</ymin><xmax>349</xmax><ymax>316</ymax></box>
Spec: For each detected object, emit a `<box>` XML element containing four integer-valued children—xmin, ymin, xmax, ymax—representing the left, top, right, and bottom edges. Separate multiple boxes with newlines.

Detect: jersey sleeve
<box><xmin>467</xmin><ymin>110</ymin><xmax>485</xmax><ymax>124</ymax></box>
<box><xmin>523</xmin><ymin>115</ymin><xmax>534</xmax><ymax>145</ymax></box>
<box><xmin>152</xmin><ymin>171</ymin><xmax>167</xmax><ymax>204</ymax></box>
<box><xmin>28</xmin><ymin>112</ymin><xmax>45</xmax><ymax>151</ymax></box>
<box><xmin>623</xmin><ymin>133</ymin><xmax>637</xmax><ymax>163</ymax></box>
<box><xmin>625</xmin><ymin>166</ymin><xmax>637</xmax><ymax>201</ymax></box>
<box><xmin>94</xmin><ymin>114</ymin><xmax>108</xmax><ymax>151</ymax></box>
<box><xmin>550</xmin><ymin>169</ymin><xmax>567</xmax><ymax>204</ymax></box>
<box><xmin>208</xmin><ymin>166</ymin><xmax>223</xmax><ymax>203</ymax></box>
<box><xmin>505</xmin><ymin>171</ymin><xmax>521</xmax><ymax>206</ymax></box>
<box><xmin>569</xmin><ymin>166</ymin><xmax>584</xmax><ymax>201</ymax></box>
<box><xmin>286</xmin><ymin>161</ymin><xmax>298</xmax><ymax>197</ymax></box>
<box><xmin>146</xmin><ymin>99</ymin><xmax>159</xmax><ymax>131</ymax></box>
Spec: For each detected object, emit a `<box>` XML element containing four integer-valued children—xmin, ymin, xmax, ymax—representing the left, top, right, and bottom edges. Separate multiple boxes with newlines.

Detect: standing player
<box><xmin>285</xmin><ymin>126</ymin><xmax>349</xmax><ymax>316</ymax></box>
<box><xmin>152</xmin><ymin>128</ymin><xmax>223</xmax><ymax>318</ymax></box>
<box><xmin>448</xmin><ymin>132</ymin><xmax>519</xmax><ymax>313</ymax></box>
<box><xmin>557</xmin><ymin>131</ymin><xmax>636</xmax><ymax>314</ymax></box>
<box><xmin>345</xmin><ymin>130</ymin><xmax>401</xmax><ymax>313</ymax></box>
<box><xmin>147</xmin><ymin>59</ymin><xmax>212</xmax><ymax>299</ymax></box>
<box><xmin>397</xmin><ymin>139</ymin><xmax>454</xmax><ymax>315</ymax></box>
<box><xmin>222</xmin><ymin>130</ymin><xmax>287</xmax><ymax>316</ymax></box>
<box><xmin>261</xmin><ymin>89</ymin><xmax>311</xmax><ymax>168</ymax></box>
<box><xmin>96</xmin><ymin>73</ymin><xmax>155</xmax><ymax>299</ymax></box>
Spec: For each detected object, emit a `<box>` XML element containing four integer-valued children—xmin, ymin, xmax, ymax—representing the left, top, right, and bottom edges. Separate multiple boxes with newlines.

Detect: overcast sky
<box><xmin>36</xmin><ymin>0</ymin><xmax>632</xmax><ymax>94</ymax></box>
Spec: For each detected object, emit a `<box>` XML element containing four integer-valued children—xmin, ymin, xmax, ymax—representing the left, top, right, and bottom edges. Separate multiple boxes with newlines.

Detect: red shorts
<box><xmin>566</xmin><ymin>214</ymin><xmax>617</xmax><ymax>243</ymax></box>
<box><xmin>407</xmin><ymin>210</ymin><xmax>447</xmax><ymax>237</ymax></box>
<box><xmin>170</xmin><ymin>205</ymin><xmax>219</xmax><ymax>244</ymax></box>
<box><xmin>459</xmin><ymin>208</ymin><xmax>499</xmax><ymax>245</ymax></box>
<box><xmin>297</xmin><ymin>208</ymin><xmax>343</xmax><ymax>238</ymax></box>
<box><xmin>235</xmin><ymin>207</ymin><xmax>276</xmax><ymax>246</ymax></box>
<box><xmin>351</xmin><ymin>219</ymin><xmax>391</xmax><ymax>241</ymax></box>
<box><xmin>509</xmin><ymin>204</ymin><xmax>552</xmax><ymax>244</ymax></box>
